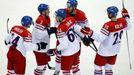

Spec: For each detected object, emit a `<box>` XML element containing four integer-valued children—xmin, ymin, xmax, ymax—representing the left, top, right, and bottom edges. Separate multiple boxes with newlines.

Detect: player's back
<box><xmin>10</xmin><ymin>25</ymin><xmax>32</xmax><ymax>57</ymax></box>
<box><xmin>57</xmin><ymin>17</ymin><xmax>80</xmax><ymax>56</ymax></box>
<box><xmin>98</xmin><ymin>18</ymin><xmax>127</xmax><ymax>56</ymax></box>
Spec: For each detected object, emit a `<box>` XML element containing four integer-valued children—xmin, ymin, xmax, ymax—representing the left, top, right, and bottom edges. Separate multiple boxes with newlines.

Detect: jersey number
<box><xmin>12</xmin><ymin>33</ymin><xmax>20</xmax><ymax>46</ymax></box>
<box><xmin>67</xmin><ymin>29</ymin><xmax>75</xmax><ymax>42</ymax></box>
<box><xmin>113</xmin><ymin>30</ymin><xmax>123</xmax><ymax>45</ymax></box>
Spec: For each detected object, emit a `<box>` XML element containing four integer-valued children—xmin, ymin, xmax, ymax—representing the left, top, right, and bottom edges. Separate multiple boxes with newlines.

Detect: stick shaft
<box><xmin>7</xmin><ymin>18</ymin><xmax>9</xmax><ymax>34</ymax></box>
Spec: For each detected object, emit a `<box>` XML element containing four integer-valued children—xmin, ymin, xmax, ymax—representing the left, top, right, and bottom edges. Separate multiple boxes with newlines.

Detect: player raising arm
<box><xmin>4</xmin><ymin>16</ymin><xmax>47</xmax><ymax>75</ymax></box>
<box><xmin>85</xmin><ymin>6</ymin><xmax>131</xmax><ymax>75</ymax></box>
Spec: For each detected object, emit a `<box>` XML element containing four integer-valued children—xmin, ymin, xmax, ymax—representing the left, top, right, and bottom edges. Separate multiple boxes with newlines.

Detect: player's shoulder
<box><xmin>103</xmin><ymin>18</ymin><xmax>127</xmax><ymax>32</ymax></box>
<box><xmin>117</xmin><ymin>17</ymin><xmax>126</xmax><ymax>23</ymax></box>
<box><xmin>11</xmin><ymin>25</ymin><xmax>31</xmax><ymax>37</ymax></box>
<box><xmin>36</xmin><ymin>15</ymin><xmax>50</xmax><ymax>26</ymax></box>
<box><xmin>11</xmin><ymin>25</ymin><xmax>24</xmax><ymax>33</ymax></box>
<box><xmin>57</xmin><ymin>17</ymin><xmax>76</xmax><ymax>32</ymax></box>
<box><xmin>118</xmin><ymin>17</ymin><xmax>125</xmax><ymax>20</ymax></box>
<box><xmin>104</xmin><ymin>17</ymin><xmax>126</xmax><ymax>27</ymax></box>
<box><xmin>66</xmin><ymin>17</ymin><xmax>76</xmax><ymax>23</ymax></box>
<box><xmin>76</xmin><ymin>9</ymin><xmax>85</xmax><ymax>15</ymax></box>
<box><xmin>75</xmin><ymin>9</ymin><xmax>87</xmax><ymax>21</ymax></box>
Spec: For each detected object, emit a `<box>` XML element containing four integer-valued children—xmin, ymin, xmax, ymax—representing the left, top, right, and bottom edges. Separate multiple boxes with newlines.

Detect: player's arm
<box><xmin>77</xmin><ymin>19</ymin><xmax>89</xmax><ymax>28</ymax></box>
<box><xmin>122</xmin><ymin>8</ymin><xmax>131</xmax><ymax>30</ymax></box>
<box><xmin>91</xmin><ymin>31</ymin><xmax>108</xmax><ymax>43</ymax></box>
<box><xmin>73</xmin><ymin>24</ymin><xmax>85</xmax><ymax>38</ymax></box>
<box><xmin>77</xmin><ymin>10</ymin><xmax>89</xmax><ymax>27</ymax></box>
<box><xmin>23</xmin><ymin>36</ymin><xmax>47</xmax><ymax>51</ymax></box>
<box><xmin>34</xmin><ymin>25</ymin><xmax>49</xmax><ymax>39</ymax></box>
<box><xmin>56</xmin><ymin>32</ymin><xmax>69</xmax><ymax>51</ymax></box>
<box><xmin>73</xmin><ymin>24</ymin><xmax>94</xmax><ymax>46</ymax></box>
<box><xmin>87</xmin><ymin>24</ymin><xmax>109</xmax><ymax>43</ymax></box>
<box><xmin>4</xmin><ymin>33</ymin><xmax>12</xmax><ymax>48</ymax></box>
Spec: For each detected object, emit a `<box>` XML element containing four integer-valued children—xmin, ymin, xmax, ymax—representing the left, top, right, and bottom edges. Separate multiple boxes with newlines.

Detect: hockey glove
<box><xmin>88</xmin><ymin>36</ymin><xmax>94</xmax><ymax>43</ymax></box>
<box><xmin>4</xmin><ymin>40</ymin><xmax>11</xmax><ymax>46</ymax></box>
<box><xmin>82</xmin><ymin>36</ymin><xmax>90</xmax><ymax>46</ymax></box>
<box><xmin>4</xmin><ymin>40</ymin><xmax>8</xmax><ymax>45</ymax></box>
<box><xmin>122</xmin><ymin>8</ymin><xmax>130</xmax><ymax>18</ymax></box>
<box><xmin>47</xmin><ymin>48</ymin><xmax>57</xmax><ymax>56</ymax></box>
<box><xmin>36</xmin><ymin>42</ymin><xmax>47</xmax><ymax>50</ymax></box>
<box><xmin>81</xmin><ymin>27</ymin><xmax>93</xmax><ymax>37</ymax></box>
<box><xmin>47</xmin><ymin>27</ymin><xmax>57</xmax><ymax>35</ymax></box>
<box><xmin>56</xmin><ymin>50</ymin><xmax>61</xmax><ymax>55</ymax></box>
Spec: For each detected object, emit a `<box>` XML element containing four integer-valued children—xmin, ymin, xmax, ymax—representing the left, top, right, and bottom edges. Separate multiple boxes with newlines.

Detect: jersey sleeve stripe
<box><xmin>57</xmin><ymin>32</ymin><xmax>65</xmax><ymax>38</ymax></box>
<box><xmin>35</xmin><ymin>24</ymin><xmax>48</xmax><ymax>31</ymax></box>
<box><xmin>24</xmin><ymin>37</ymin><xmax>32</xmax><ymax>42</ymax></box>
<box><xmin>24</xmin><ymin>40</ymin><xmax>32</xmax><ymax>42</ymax></box>
<box><xmin>100</xmin><ymin>28</ymin><xmax>109</xmax><ymax>36</ymax></box>
<box><xmin>77</xmin><ymin>19</ymin><xmax>88</xmax><ymax>24</ymax></box>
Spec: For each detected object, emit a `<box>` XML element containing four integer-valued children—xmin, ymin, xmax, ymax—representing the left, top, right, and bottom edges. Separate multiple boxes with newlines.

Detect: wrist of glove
<box><xmin>82</xmin><ymin>36</ymin><xmax>90</xmax><ymax>46</ymax></box>
<box><xmin>82</xmin><ymin>36</ymin><xmax>94</xmax><ymax>46</ymax></box>
<box><xmin>80</xmin><ymin>27</ymin><xmax>93</xmax><ymax>36</ymax></box>
<box><xmin>122</xmin><ymin>8</ymin><xmax>130</xmax><ymax>18</ymax></box>
<box><xmin>56</xmin><ymin>50</ymin><xmax>61</xmax><ymax>55</ymax></box>
<box><xmin>36</xmin><ymin>42</ymin><xmax>47</xmax><ymax>50</ymax></box>
<box><xmin>47</xmin><ymin>27</ymin><xmax>57</xmax><ymax>35</ymax></box>
<box><xmin>88</xmin><ymin>36</ymin><xmax>94</xmax><ymax>42</ymax></box>
<box><xmin>47</xmin><ymin>48</ymin><xmax>57</xmax><ymax>56</ymax></box>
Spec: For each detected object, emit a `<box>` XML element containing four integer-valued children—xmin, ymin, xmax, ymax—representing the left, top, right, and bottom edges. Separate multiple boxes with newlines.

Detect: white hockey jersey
<box><xmin>56</xmin><ymin>17</ymin><xmax>80</xmax><ymax>56</ymax></box>
<box><xmin>5</xmin><ymin>25</ymin><xmax>38</xmax><ymax>57</ymax></box>
<box><xmin>65</xmin><ymin>8</ymin><xmax>90</xmax><ymax>42</ymax></box>
<box><xmin>91</xmin><ymin>17</ymin><xmax>131</xmax><ymax>56</ymax></box>
<box><xmin>32</xmin><ymin>15</ymin><xmax>50</xmax><ymax>53</ymax></box>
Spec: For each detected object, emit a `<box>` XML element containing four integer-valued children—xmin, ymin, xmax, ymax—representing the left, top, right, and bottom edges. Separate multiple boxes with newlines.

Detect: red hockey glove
<box><xmin>80</xmin><ymin>27</ymin><xmax>93</xmax><ymax>37</ymax></box>
<box><xmin>122</xmin><ymin>8</ymin><xmax>130</xmax><ymax>18</ymax></box>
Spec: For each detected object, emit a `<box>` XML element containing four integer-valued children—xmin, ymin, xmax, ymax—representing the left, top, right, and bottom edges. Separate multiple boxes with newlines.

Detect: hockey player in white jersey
<box><xmin>5</xmin><ymin>16</ymin><xmax>48</xmax><ymax>75</ymax></box>
<box><xmin>53</xmin><ymin>0</ymin><xmax>91</xmax><ymax>74</ymax></box>
<box><xmin>32</xmin><ymin>3</ymin><xmax>56</xmax><ymax>75</ymax></box>
<box><xmin>55</xmin><ymin>8</ymin><xmax>81</xmax><ymax>75</ymax></box>
<box><xmin>84</xmin><ymin>6</ymin><xmax>131</xmax><ymax>75</ymax></box>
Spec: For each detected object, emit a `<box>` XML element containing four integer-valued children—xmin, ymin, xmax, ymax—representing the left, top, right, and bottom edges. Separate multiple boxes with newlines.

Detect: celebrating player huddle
<box><xmin>4</xmin><ymin>0</ymin><xmax>131</xmax><ymax>75</ymax></box>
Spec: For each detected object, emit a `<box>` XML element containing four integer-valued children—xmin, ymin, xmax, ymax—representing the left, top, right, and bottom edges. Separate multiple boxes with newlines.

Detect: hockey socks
<box><xmin>94</xmin><ymin>70</ymin><xmax>103</xmax><ymax>75</ymax></box>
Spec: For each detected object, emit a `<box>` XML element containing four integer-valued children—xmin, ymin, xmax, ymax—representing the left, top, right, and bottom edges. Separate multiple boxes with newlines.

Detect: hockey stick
<box><xmin>6</xmin><ymin>18</ymin><xmax>55</xmax><ymax>70</ymax></box>
<box><xmin>90</xmin><ymin>41</ymin><xmax>98</xmax><ymax>52</ymax></box>
<box><xmin>125</xmin><ymin>31</ymin><xmax>132</xmax><ymax>70</ymax></box>
<box><xmin>7</xmin><ymin>18</ymin><xmax>10</xmax><ymax>34</ymax></box>
<box><xmin>74</xmin><ymin>31</ymin><xmax>98</xmax><ymax>52</ymax></box>
<box><xmin>47</xmin><ymin>63</ymin><xmax>55</xmax><ymax>70</ymax></box>
<box><xmin>122</xmin><ymin>0</ymin><xmax>132</xmax><ymax>70</ymax></box>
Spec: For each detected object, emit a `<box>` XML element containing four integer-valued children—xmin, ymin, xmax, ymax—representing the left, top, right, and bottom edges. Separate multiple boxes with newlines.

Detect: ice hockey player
<box><xmin>32</xmin><ymin>3</ymin><xmax>56</xmax><ymax>75</ymax></box>
<box><xmin>54</xmin><ymin>8</ymin><xmax>83</xmax><ymax>75</ymax></box>
<box><xmin>84</xmin><ymin>6</ymin><xmax>131</xmax><ymax>75</ymax></box>
<box><xmin>4</xmin><ymin>16</ymin><xmax>48</xmax><ymax>75</ymax></box>
<box><xmin>53</xmin><ymin>0</ymin><xmax>91</xmax><ymax>74</ymax></box>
